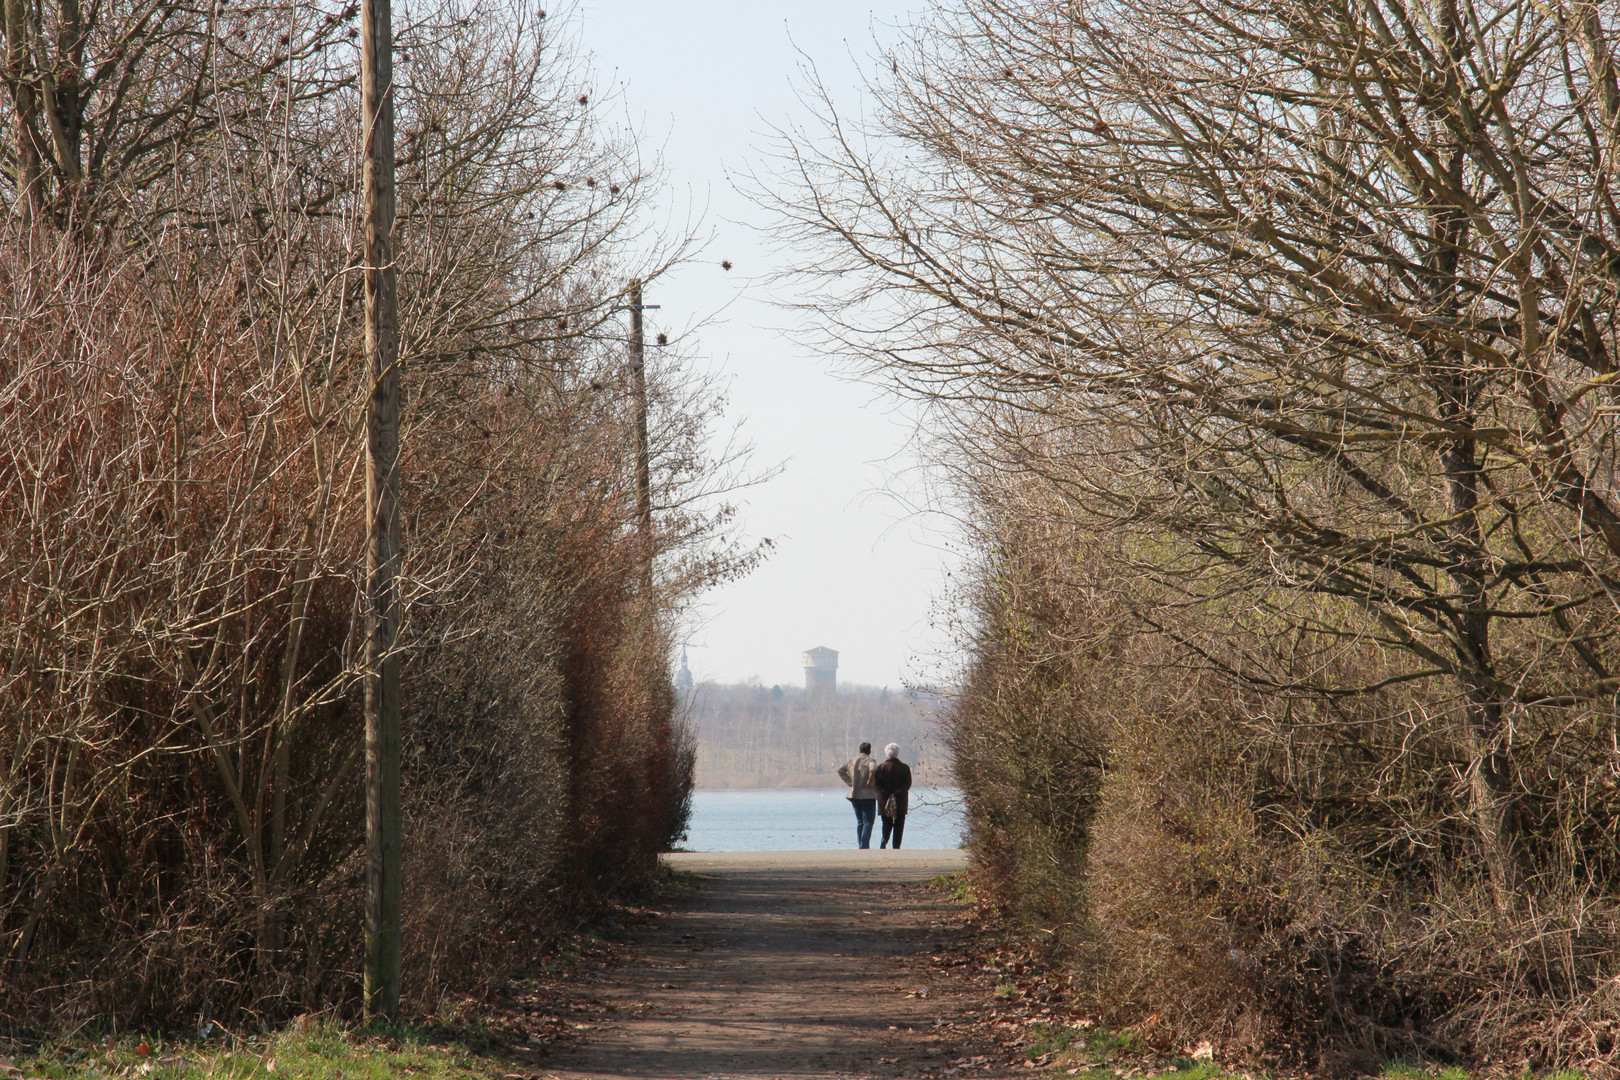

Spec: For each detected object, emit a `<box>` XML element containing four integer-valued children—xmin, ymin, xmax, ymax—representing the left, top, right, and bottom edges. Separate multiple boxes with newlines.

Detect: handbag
<box><xmin>882</xmin><ymin>794</ymin><xmax>898</xmax><ymax>819</ymax></box>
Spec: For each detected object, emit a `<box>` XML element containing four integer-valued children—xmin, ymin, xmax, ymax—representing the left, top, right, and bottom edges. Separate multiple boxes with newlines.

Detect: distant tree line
<box><xmin>688</xmin><ymin>681</ymin><xmax>949</xmax><ymax>789</ymax></box>
<box><xmin>779</xmin><ymin>0</ymin><xmax>1620</xmax><ymax>1069</ymax></box>
<box><xmin>0</xmin><ymin>0</ymin><xmax>756</xmax><ymax>1030</ymax></box>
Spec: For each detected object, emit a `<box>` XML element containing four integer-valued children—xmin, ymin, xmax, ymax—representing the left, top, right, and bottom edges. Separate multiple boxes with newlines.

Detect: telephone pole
<box><xmin>627</xmin><ymin>280</ymin><xmax>658</xmax><ymax>579</ymax></box>
<box><xmin>360</xmin><ymin>0</ymin><xmax>402</xmax><ymax>1022</ymax></box>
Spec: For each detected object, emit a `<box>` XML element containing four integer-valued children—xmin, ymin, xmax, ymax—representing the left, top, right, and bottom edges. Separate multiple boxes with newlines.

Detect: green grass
<box><xmin>930</xmin><ymin>871</ymin><xmax>974</xmax><ymax>903</ymax></box>
<box><xmin>660</xmin><ymin>868</ymin><xmax>704</xmax><ymax>897</ymax></box>
<box><xmin>1019</xmin><ymin>1049</ymin><xmax>1597</xmax><ymax>1080</ymax></box>
<box><xmin>1381</xmin><ymin>1068</ymin><xmax>1589</xmax><ymax>1080</ymax></box>
<box><xmin>5</xmin><ymin>1021</ymin><xmax>505</xmax><ymax>1080</ymax></box>
<box><xmin>1145</xmin><ymin>1065</ymin><xmax>1223</xmax><ymax>1080</ymax></box>
<box><xmin>1382</xmin><ymin>1066</ymin><xmax>1471</xmax><ymax>1080</ymax></box>
<box><xmin>1020</xmin><ymin>1021</ymin><xmax>1136</xmax><ymax>1065</ymax></box>
<box><xmin>1016</xmin><ymin>1023</ymin><xmax>1236</xmax><ymax>1080</ymax></box>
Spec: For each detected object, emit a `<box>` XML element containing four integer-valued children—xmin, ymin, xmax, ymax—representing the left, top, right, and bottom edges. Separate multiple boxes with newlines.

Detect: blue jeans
<box><xmin>850</xmin><ymin>798</ymin><xmax>877</xmax><ymax>849</ymax></box>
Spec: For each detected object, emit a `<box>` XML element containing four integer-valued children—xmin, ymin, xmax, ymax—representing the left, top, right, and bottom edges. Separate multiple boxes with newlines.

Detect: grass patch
<box><xmin>930</xmin><ymin>872</ymin><xmax>973</xmax><ymax>903</ymax></box>
<box><xmin>5</xmin><ymin>1021</ymin><xmax>504</xmax><ymax>1080</ymax></box>
<box><xmin>1021</xmin><ymin>1021</ymin><xmax>1135</xmax><ymax>1063</ymax></box>
<box><xmin>1381</xmin><ymin>1069</ymin><xmax>1589</xmax><ymax>1080</ymax></box>
<box><xmin>1044</xmin><ymin>1060</ymin><xmax>1239</xmax><ymax>1080</ymax></box>
<box><xmin>1018</xmin><ymin>1025</ymin><xmax>1264</xmax><ymax>1080</ymax></box>
<box><xmin>1382</xmin><ymin>1067</ymin><xmax>1471</xmax><ymax>1080</ymax></box>
<box><xmin>1145</xmin><ymin>1065</ymin><xmax>1222</xmax><ymax>1080</ymax></box>
<box><xmin>659</xmin><ymin>867</ymin><xmax>704</xmax><ymax>898</ymax></box>
<box><xmin>1015</xmin><ymin>1039</ymin><xmax>1600</xmax><ymax>1080</ymax></box>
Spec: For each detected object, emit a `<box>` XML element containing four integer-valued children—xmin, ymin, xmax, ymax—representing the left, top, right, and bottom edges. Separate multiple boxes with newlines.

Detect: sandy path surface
<box><xmin>539</xmin><ymin>849</ymin><xmax>1019</xmax><ymax>1080</ymax></box>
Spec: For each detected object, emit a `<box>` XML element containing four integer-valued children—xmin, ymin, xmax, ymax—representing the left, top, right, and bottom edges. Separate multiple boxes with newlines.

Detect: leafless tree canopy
<box><xmin>778</xmin><ymin>0</ymin><xmax>1620</xmax><ymax>1066</ymax></box>
<box><xmin>0</xmin><ymin>0</ymin><xmax>755</xmax><ymax>1027</ymax></box>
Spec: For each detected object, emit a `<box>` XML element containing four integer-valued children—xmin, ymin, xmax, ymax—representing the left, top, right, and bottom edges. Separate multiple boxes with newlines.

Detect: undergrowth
<box><xmin>931</xmin><ymin>871</ymin><xmax>975</xmax><ymax>904</ymax></box>
<box><xmin>2</xmin><ymin>1022</ymin><xmax>499</xmax><ymax>1080</ymax></box>
<box><xmin>1014</xmin><ymin>1022</ymin><xmax>1594</xmax><ymax>1080</ymax></box>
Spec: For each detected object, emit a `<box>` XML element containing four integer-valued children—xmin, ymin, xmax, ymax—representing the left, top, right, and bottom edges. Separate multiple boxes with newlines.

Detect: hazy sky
<box><xmin>578</xmin><ymin>1</ymin><xmax>958</xmax><ymax>690</ymax></box>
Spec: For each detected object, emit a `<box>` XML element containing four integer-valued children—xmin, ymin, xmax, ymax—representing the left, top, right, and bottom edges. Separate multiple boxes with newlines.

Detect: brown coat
<box><xmin>873</xmin><ymin>758</ymin><xmax>912</xmax><ymax>817</ymax></box>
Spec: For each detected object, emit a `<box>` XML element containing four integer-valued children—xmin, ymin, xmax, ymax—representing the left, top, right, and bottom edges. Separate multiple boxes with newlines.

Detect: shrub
<box><xmin>0</xmin><ymin>0</ymin><xmax>733</xmax><ymax>1031</ymax></box>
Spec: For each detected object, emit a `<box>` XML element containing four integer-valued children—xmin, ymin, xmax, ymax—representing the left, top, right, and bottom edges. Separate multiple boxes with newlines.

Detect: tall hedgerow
<box><xmin>780</xmin><ymin>0</ymin><xmax>1620</xmax><ymax>1067</ymax></box>
<box><xmin>0</xmin><ymin>0</ymin><xmax>749</xmax><ymax>1029</ymax></box>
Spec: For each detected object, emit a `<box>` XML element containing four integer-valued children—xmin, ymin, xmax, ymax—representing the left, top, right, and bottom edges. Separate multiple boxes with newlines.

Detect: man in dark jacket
<box><xmin>874</xmin><ymin>743</ymin><xmax>913</xmax><ymax>850</ymax></box>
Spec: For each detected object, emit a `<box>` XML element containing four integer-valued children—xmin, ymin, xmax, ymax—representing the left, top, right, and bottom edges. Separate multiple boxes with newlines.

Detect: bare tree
<box><xmin>0</xmin><ymin>0</ymin><xmax>747</xmax><ymax>1027</ymax></box>
<box><xmin>1</xmin><ymin>0</ymin><xmax>356</xmax><ymax>227</ymax></box>
<box><xmin>776</xmin><ymin>0</ymin><xmax>1620</xmax><ymax>913</ymax></box>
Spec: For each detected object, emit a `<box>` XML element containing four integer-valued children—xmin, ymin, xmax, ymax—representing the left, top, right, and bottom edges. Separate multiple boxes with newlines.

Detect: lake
<box><xmin>682</xmin><ymin>787</ymin><xmax>965</xmax><ymax>851</ymax></box>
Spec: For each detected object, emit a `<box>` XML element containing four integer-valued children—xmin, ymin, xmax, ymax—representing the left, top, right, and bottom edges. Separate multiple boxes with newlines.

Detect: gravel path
<box><xmin>539</xmin><ymin>849</ymin><xmax>1020</xmax><ymax>1080</ymax></box>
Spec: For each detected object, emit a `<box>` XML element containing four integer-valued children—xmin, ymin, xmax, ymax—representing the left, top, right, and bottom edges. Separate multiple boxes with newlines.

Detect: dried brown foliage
<box><xmin>778</xmin><ymin>0</ymin><xmax>1620</xmax><ymax>1069</ymax></box>
<box><xmin>946</xmin><ymin>469</ymin><xmax>1620</xmax><ymax>1070</ymax></box>
<box><xmin>0</xmin><ymin>0</ymin><xmax>749</xmax><ymax>1032</ymax></box>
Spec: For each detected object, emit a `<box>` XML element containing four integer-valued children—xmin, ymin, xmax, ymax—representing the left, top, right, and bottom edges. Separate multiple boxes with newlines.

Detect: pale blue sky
<box><xmin>578</xmin><ymin>1</ymin><xmax>955</xmax><ymax>689</ymax></box>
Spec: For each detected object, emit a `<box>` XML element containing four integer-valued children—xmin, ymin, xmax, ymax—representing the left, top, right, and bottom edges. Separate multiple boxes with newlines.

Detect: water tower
<box><xmin>802</xmin><ymin>646</ymin><xmax>838</xmax><ymax>694</ymax></box>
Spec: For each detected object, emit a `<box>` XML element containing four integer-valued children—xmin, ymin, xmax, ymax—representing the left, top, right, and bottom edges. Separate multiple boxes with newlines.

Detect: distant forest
<box><xmin>687</xmin><ymin>682</ymin><xmax>950</xmax><ymax>789</ymax></box>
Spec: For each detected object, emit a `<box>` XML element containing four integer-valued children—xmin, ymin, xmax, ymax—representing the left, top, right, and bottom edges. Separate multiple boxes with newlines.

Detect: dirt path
<box><xmin>538</xmin><ymin>850</ymin><xmax>1022</xmax><ymax>1080</ymax></box>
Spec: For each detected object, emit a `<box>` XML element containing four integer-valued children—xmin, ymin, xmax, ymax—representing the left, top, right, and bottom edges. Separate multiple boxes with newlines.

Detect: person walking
<box><xmin>874</xmin><ymin>743</ymin><xmax>913</xmax><ymax>850</ymax></box>
<box><xmin>837</xmin><ymin>741</ymin><xmax>880</xmax><ymax>849</ymax></box>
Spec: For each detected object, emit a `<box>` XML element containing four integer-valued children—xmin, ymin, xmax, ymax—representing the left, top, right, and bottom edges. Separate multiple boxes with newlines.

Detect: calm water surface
<box><xmin>682</xmin><ymin>787</ymin><xmax>964</xmax><ymax>851</ymax></box>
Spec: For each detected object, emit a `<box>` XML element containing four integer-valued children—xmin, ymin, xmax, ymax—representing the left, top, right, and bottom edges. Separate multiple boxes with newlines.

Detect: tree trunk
<box><xmin>5</xmin><ymin>0</ymin><xmax>40</xmax><ymax>220</ymax></box>
<box><xmin>1426</xmin><ymin>125</ymin><xmax>1518</xmax><ymax>912</ymax></box>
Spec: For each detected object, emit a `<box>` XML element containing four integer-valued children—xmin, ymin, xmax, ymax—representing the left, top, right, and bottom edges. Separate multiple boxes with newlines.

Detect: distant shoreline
<box><xmin>693</xmin><ymin>782</ymin><xmax>959</xmax><ymax>792</ymax></box>
<box><xmin>695</xmin><ymin>777</ymin><xmax>843</xmax><ymax>790</ymax></box>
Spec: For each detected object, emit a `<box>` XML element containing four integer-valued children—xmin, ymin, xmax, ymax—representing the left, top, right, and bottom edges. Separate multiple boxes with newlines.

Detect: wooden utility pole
<box><xmin>360</xmin><ymin>0</ymin><xmax>402</xmax><ymax>1022</ymax></box>
<box><xmin>627</xmin><ymin>280</ymin><xmax>657</xmax><ymax>575</ymax></box>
